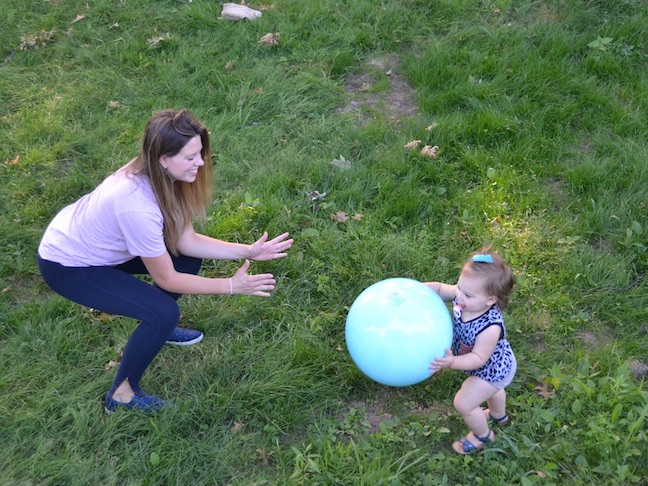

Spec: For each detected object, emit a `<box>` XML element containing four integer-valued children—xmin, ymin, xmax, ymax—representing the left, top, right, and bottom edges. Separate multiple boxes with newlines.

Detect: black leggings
<box><xmin>38</xmin><ymin>254</ymin><xmax>202</xmax><ymax>395</ymax></box>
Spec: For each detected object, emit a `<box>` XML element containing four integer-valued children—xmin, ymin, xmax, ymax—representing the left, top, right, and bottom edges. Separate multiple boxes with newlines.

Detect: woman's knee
<box><xmin>149</xmin><ymin>298</ymin><xmax>181</xmax><ymax>332</ymax></box>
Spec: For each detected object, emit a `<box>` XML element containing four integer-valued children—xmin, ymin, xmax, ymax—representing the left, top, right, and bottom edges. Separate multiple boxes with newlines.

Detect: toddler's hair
<box><xmin>462</xmin><ymin>247</ymin><xmax>516</xmax><ymax>309</ymax></box>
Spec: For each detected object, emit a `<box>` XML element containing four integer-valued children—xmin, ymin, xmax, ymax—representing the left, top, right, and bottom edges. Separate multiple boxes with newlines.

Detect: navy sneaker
<box><xmin>104</xmin><ymin>393</ymin><xmax>167</xmax><ymax>414</ymax></box>
<box><xmin>166</xmin><ymin>327</ymin><xmax>204</xmax><ymax>346</ymax></box>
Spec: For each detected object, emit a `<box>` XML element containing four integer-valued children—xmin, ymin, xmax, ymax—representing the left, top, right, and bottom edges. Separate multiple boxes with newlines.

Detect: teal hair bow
<box><xmin>472</xmin><ymin>254</ymin><xmax>493</xmax><ymax>263</ymax></box>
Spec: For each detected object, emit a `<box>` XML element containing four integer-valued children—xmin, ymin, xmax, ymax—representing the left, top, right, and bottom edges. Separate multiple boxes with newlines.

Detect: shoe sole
<box><xmin>166</xmin><ymin>333</ymin><xmax>204</xmax><ymax>346</ymax></box>
<box><xmin>104</xmin><ymin>403</ymin><xmax>166</xmax><ymax>414</ymax></box>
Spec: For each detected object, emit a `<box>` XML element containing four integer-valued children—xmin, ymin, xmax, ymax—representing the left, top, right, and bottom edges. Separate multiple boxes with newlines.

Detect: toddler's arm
<box><xmin>430</xmin><ymin>325</ymin><xmax>501</xmax><ymax>372</ymax></box>
<box><xmin>424</xmin><ymin>282</ymin><xmax>457</xmax><ymax>302</ymax></box>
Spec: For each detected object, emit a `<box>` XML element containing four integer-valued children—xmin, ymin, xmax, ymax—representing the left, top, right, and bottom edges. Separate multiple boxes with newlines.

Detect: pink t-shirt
<box><xmin>38</xmin><ymin>170</ymin><xmax>166</xmax><ymax>267</ymax></box>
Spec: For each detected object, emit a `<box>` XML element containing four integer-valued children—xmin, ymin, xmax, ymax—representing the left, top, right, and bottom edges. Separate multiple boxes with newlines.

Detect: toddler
<box><xmin>427</xmin><ymin>249</ymin><xmax>516</xmax><ymax>454</ymax></box>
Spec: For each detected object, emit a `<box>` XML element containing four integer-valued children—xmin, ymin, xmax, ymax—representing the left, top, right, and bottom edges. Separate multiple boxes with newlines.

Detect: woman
<box><xmin>38</xmin><ymin>109</ymin><xmax>293</xmax><ymax>413</ymax></box>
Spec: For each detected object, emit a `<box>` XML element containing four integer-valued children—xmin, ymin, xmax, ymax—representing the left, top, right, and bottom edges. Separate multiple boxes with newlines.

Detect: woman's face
<box><xmin>159</xmin><ymin>135</ymin><xmax>204</xmax><ymax>183</ymax></box>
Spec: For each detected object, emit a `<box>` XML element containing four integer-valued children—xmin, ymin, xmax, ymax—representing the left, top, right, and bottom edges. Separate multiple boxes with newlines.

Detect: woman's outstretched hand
<box><xmin>248</xmin><ymin>231</ymin><xmax>294</xmax><ymax>261</ymax></box>
<box><xmin>230</xmin><ymin>259</ymin><xmax>277</xmax><ymax>297</ymax></box>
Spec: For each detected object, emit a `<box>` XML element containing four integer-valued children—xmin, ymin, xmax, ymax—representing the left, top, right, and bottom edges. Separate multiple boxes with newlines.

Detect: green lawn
<box><xmin>1</xmin><ymin>0</ymin><xmax>646</xmax><ymax>484</ymax></box>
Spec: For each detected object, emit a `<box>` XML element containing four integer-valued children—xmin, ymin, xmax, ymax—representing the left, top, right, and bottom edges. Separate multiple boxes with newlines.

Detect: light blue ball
<box><xmin>346</xmin><ymin>278</ymin><xmax>453</xmax><ymax>387</ymax></box>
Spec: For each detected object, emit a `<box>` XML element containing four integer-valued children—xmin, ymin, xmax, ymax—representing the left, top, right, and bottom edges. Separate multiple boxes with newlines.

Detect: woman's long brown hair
<box><xmin>125</xmin><ymin>109</ymin><xmax>213</xmax><ymax>255</ymax></box>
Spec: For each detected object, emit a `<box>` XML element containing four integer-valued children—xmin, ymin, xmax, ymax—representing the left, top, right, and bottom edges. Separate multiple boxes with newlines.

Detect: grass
<box><xmin>1</xmin><ymin>0</ymin><xmax>646</xmax><ymax>484</ymax></box>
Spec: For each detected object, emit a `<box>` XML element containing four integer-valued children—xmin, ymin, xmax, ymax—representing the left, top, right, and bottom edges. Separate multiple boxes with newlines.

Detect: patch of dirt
<box><xmin>544</xmin><ymin>178</ymin><xmax>568</xmax><ymax>202</ymax></box>
<box><xmin>525</xmin><ymin>1</ymin><xmax>564</xmax><ymax>24</ymax></box>
<box><xmin>576</xmin><ymin>331</ymin><xmax>598</xmax><ymax>345</ymax></box>
<box><xmin>337</xmin><ymin>388</ymin><xmax>453</xmax><ymax>433</ymax></box>
<box><xmin>589</xmin><ymin>238</ymin><xmax>613</xmax><ymax>252</ymax></box>
<box><xmin>2</xmin><ymin>276</ymin><xmax>49</xmax><ymax>306</ymax></box>
<box><xmin>579</xmin><ymin>140</ymin><xmax>595</xmax><ymax>154</ymax></box>
<box><xmin>341</xmin><ymin>399</ymin><xmax>395</xmax><ymax>430</ymax></box>
<box><xmin>627</xmin><ymin>359</ymin><xmax>648</xmax><ymax>381</ymax></box>
<box><xmin>576</xmin><ymin>329</ymin><xmax>613</xmax><ymax>347</ymax></box>
<box><xmin>336</xmin><ymin>54</ymin><xmax>419</xmax><ymax>123</ymax></box>
<box><xmin>525</xmin><ymin>311</ymin><xmax>551</xmax><ymax>352</ymax></box>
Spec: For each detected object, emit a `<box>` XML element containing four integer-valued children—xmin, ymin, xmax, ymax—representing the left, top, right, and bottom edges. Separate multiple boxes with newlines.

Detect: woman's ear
<box><xmin>159</xmin><ymin>155</ymin><xmax>168</xmax><ymax>170</ymax></box>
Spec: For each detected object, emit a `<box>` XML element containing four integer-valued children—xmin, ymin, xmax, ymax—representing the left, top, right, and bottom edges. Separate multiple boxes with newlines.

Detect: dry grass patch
<box><xmin>336</xmin><ymin>54</ymin><xmax>418</xmax><ymax>123</ymax></box>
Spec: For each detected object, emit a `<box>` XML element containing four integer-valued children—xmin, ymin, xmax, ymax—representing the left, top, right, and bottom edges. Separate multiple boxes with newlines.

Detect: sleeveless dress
<box><xmin>451</xmin><ymin>299</ymin><xmax>515</xmax><ymax>383</ymax></box>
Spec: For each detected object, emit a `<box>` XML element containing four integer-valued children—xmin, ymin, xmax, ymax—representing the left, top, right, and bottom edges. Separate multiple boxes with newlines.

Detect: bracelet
<box><xmin>229</xmin><ymin>278</ymin><xmax>233</xmax><ymax>295</ymax></box>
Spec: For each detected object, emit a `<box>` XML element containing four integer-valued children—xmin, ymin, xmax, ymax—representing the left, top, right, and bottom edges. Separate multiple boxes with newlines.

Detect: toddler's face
<box><xmin>455</xmin><ymin>272</ymin><xmax>497</xmax><ymax>316</ymax></box>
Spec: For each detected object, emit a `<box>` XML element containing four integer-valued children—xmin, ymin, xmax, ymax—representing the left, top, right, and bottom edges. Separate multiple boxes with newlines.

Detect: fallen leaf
<box><xmin>425</xmin><ymin>123</ymin><xmax>439</xmax><ymax>131</ymax></box>
<box><xmin>404</xmin><ymin>140</ymin><xmax>422</xmax><ymax>149</ymax></box>
<box><xmin>420</xmin><ymin>145</ymin><xmax>440</xmax><ymax>158</ymax></box>
<box><xmin>331</xmin><ymin>155</ymin><xmax>351</xmax><ymax>169</ymax></box>
<box><xmin>258</xmin><ymin>32</ymin><xmax>280</xmax><ymax>45</ymax></box>
<box><xmin>71</xmin><ymin>14</ymin><xmax>86</xmax><ymax>24</ymax></box>
<box><xmin>103</xmin><ymin>351</ymin><xmax>122</xmax><ymax>370</ymax></box>
<box><xmin>230</xmin><ymin>421</ymin><xmax>246</xmax><ymax>433</ymax></box>
<box><xmin>147</xmin><ymin>33</ymin><xmax>172</xmax><ymax>47</ymax></box>
<box><xmin>460</xmin><ymin>231</ymin><xmax>469</xmax><ymax>238</ymax></box>
<box><xmin>535</xmin><ymin>383</ymin><xmax>555</xmax><ymax>399</ymax></box>
<box><xmin>10</xmin><ymin>155</ymin><xmax>20</xmax><ymax>166</ymax></box>
<box><xmin>352</xmin><ymin>213</ymin><xmax>363</xmax><ymax>221</ymax></box>
<box><xmin>108</xmin><ymin>101</ymin><xmax>119</xmax><ymax>108</ymax></box>
<box><xmin>359</xmin><ymin>83</ymin><xmax>372</xmax><ymax>92</ymax></box>
<box><xmin>307</xmin><ymin>190</ymin><xmax>327</xmax><ymax>201</ymax></box>
<box><xmin>256</xmin><ymin>449</ymin><xmax>274</xmax><ymax>465</ymax></box>
<box><xmin>83</xmin><ymin>306</ymin><xmax>117</xmax><ymax>322</ymax></box>
<box><xmin>330</xmin><ymin>211</ymin><xmax>348</xmax><ymax>223</ymax></box>
<box><xmin>103</xmin><ymin>359</ymin><xmax>119</xmax><ymax>370</ymax></box>
<box><xmin>492</xmin><ymin>7</ymin><xmax>501</xmax><ymax>14</ymax></box>
<box><xmin>225</xmin><ymin>60</ymin><xmax>236</xmax><ymax>69</ymax></box>
<box><xmin>18</xmin><ymin>29</ymin><xmax>55</xmax><ymax>50</ymax></box>
<box><xmin>252</xmin><ymin>87</ymin><xmax>264</xmax><ymax>94</ymax></box>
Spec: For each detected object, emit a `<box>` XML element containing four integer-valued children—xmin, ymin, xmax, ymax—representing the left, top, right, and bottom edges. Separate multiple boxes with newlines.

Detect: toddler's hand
<box><xmin>429</xmin><ymin>349</ymin><xmax>454</xmax><ymax>373</ymax></box>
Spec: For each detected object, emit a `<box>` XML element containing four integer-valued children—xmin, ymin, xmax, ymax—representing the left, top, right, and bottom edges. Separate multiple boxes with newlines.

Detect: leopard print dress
<box><xmin>451</xmin><ymin>299</ymin><xmax>515</xmax><ymax>383</ymax></box>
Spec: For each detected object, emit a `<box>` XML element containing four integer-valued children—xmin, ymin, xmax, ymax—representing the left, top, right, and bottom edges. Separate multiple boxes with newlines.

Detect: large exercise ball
<box><xmin>345</xmin><ymin>278</ymin><xmax>453</xmax><ymax>387</ymax></box>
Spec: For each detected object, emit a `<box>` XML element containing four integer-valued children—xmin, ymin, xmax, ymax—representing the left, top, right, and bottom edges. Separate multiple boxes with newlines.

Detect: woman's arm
<box><xmin>424</xmin><ymin>281</ymin><xmax>457</xmax><ymax>302</ymax></box>
<box><xmin>142</xmin><ymin>252</ymin><xmax>276</xmax><ymax>297</ymax></box>
<box><xmin>176</xmin><ymin>225</ymin><xmax>293</xmax><ymax>261</ymax></box>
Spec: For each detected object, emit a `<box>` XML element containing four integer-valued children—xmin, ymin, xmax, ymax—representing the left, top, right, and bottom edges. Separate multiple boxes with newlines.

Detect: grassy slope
<box><xmin>0</xmin><ymin>0</ymin><xmax>646</xmax><ymax>484</ymax></box>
